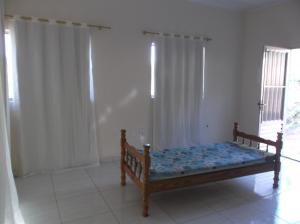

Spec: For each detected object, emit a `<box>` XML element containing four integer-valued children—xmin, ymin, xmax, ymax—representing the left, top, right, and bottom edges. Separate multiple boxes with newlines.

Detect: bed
<box><xmin>120</xmin><ymin>122</ymin><xmax>282</xmax><ymax>217</ymax></box>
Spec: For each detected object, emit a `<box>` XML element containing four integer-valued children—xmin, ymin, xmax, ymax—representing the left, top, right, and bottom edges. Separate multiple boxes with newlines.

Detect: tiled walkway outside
<box><xmin>260</xmin><ymin>120</ymin><xmax>300</xmax><ymax>161</ymax></box>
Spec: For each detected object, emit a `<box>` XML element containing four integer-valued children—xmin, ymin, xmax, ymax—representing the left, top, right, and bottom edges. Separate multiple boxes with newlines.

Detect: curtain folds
<box><xmin>153</xmin><ymin>36</ymin><xmax>205</xmax><ymax>150</ymax></box>
<box><xmin>0</xmin><ymin>0</ymin><xmax>24</xmax><ymax>222</ymax></box>
<box><xmin>9</xmin><ymin>19</ymin><xmax>99</xmax><ymax>176</ymax></box>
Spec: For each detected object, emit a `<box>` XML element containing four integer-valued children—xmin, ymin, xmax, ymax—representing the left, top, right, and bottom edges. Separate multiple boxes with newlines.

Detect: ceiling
<box><xmin>188</xmin><ymin>0</ymin><xmax>290</xmax><ymax>11</ymax></box>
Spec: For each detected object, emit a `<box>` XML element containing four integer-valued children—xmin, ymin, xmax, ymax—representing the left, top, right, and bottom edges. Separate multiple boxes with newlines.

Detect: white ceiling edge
<box><xmin>244</xmin><ymin>0</ymin><xmax>294</xmax><ymax>13</ymax></box>
<box><xmin>187</xmin><ymin>0</ymin><xmax>292</xmax><ymax>12</ymax></box>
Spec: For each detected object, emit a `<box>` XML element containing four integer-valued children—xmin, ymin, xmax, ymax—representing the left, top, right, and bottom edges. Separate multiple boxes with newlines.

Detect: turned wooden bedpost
<box><xmin>143</xmin><ymin>144</ymin><xmax>151</xmax><ymax>217</ymax></box>
<box><xmin>121</xmin><ymin>129</ymin><xmax>126</xmax><ymax>186</ymax></box>
<box><xmin>273</xmin><ymin>132</ymin><xmax>283</xmax><ymax>188</ymax></box>
<box><xmin>233</xmin><ymin>122</ymin><xmax>238</xmax><ymax>142</ymax></box>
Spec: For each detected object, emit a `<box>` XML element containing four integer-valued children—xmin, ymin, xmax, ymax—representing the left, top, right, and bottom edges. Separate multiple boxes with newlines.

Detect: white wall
<box><xmin>239</xmin><ymin>0</ymin><xmax>300</xmax><ymax>134</ymax></box>
<box><xmin>6</xmin><ymin>0</ymin><xmax>243</xmax><ymax>160</ymax></box>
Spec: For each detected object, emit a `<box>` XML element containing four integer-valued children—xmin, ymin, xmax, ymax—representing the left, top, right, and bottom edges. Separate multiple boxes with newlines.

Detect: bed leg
<box><xmin>273</xmin><ymin>132</ymin><xmax>282</xmax><ymax>189</ymax></box>
<box><xmin>143</xmin><ymin>192</ymin><xmax>149</xmax><ymax>217</ymax></box>
<box><xmin>121</xmin><ymin>164</ymin><xmax>126</xmax><ymax>186</ymax></box>
<box><xmin>143</xmin><ymin>144</ymin><xmax>150</xmax><ymax>217</ymax></box>
<box><xmin>273</xmin><ymin>167</ymin><xmax>280</xmax><ymax>189</ymax></box>
<box><xmin>121</xmin><ymin>129</ymin><xmax>126</xmax><ymax>186</ymax></box>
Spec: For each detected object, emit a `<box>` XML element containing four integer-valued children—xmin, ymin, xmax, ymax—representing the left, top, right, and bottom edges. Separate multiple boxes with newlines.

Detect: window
<box><xmin>89</xmin><ymin>38</ymin><xmax>95</xmax><ymax>102</ymax></box>
<box><xmin>4</xmin><ymin>30</ymin><xmax>15</xmax><ymax>99</ymax></box>
<box><xmin>150</xmin><ymin>42</ymin><xmax>156</xmax><ymax>99</ymax></box>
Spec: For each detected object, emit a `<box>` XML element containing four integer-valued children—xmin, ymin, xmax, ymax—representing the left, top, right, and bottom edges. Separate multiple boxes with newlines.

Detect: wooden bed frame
<box><xmin>120</xmin><ymin>122</ymin><xmax>282</xmax><ymax>217</ymax></box>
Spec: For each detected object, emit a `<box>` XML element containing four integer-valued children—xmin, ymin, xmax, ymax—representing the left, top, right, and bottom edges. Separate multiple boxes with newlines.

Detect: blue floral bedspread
<box><xmin>144</xmin><ymin>142</ymin><xmax>275</xmax><ymax>181</ymax></box>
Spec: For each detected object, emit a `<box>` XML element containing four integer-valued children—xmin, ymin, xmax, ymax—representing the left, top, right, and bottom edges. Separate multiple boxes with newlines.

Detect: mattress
<box><xmin>145</xmin><ymin>142</ymin><xmax>275</xmax><ymax>181</ymax></box>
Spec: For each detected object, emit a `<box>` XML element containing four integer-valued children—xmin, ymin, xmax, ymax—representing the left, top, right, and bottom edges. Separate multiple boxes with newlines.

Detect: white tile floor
<box><xmin>15</xmin><ymin>158</ymin><xmax>300</xmax><ymax>224</ymax></box>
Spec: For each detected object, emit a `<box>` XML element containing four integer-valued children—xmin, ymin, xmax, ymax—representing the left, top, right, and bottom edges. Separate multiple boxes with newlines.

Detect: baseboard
<box><xmin>100</xmin><ymin>155</ymin><xmax>120</xmax><ymax>163</ymax></box>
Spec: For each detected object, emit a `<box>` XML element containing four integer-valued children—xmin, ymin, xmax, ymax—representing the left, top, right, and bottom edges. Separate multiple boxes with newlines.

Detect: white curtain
<box><xmin>153</xmin><ymin>36</ymin><xmax>205</xmax><ymax>150</ymax></box>
<box><xmin>0</xmin><ymin>0</ymin><xmax>24</xmax><ymax>223</ymax></box>
<box><xmin>9</xmin><ymin>19</ymin><xmax>99</xmax><ymax>176</ymax></box>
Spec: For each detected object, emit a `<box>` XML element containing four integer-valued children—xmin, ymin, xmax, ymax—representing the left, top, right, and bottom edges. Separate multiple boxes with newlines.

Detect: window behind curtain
<box><xmin>151</xmin><ymin>42</ymin><xmax>156</xmax><ymax>99</ymax></box>
<box><xmin>4</xmin><ymin>31</ymin><xmax>14</xmax><ymax>100</ymax></box>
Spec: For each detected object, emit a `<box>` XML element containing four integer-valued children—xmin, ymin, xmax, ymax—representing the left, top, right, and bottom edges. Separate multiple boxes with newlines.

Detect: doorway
<box><xmin>283</xmin><ymin>49</ymin><xmax>300</xmax><ymax>161</ymax></box>
<box><xmin>259</xmin><ymin>46</ymin><xmax>300</xmax><ymax>161</ymax></box>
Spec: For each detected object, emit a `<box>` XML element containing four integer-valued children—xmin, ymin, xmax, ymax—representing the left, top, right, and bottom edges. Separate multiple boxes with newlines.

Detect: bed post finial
<box><xmin>273</xmin><ymin>132</ymin><xmax>283</xmax><ymax>188</ymax></box>
<box><xmin>233</xmin><ymin>122</ymin><xmax>238</xmax><ymax>142</ymax></box>
<box><xmin>120</xmin><ymin>129</ymin><xmax>126</xmax><ymax>186</ymax></box>
<box><xmin>143</xmin><ymin>144</ymin><xmax>151</xmax><ymax>217</ymax></box>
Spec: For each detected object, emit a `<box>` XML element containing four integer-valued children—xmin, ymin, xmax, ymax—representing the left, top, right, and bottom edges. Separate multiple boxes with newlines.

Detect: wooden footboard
<box><xmin>120</xmin><ymin>122</ymin><xmax>283</xmax><ymax>217</ymax></box>
<box><xmin>120</xmin><ymin>130</ymin><xmax>150</xmax><ymax>216</ymax></box>
<box><xmin>233</xmin><ymin>122</ymin><xmax>283</xmax><ymax>188</ymax></box>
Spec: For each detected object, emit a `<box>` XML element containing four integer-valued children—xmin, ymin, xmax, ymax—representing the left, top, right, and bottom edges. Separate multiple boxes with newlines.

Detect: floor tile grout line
<box><xmin>16</xmin><ymin>160</ymin><xmax>300</xmax><ymax>224</ymax></box>
<box><xmin>218</xmin><ymin>199</ymin><xmax>285</xmax><ymax>224</ymax></box>
<box><xmin>50</xmin><ymin>173</ymin><xmax>64</xmax><ymax>224</ymax></box>
<box><xmin>84</xmin><ymin>167</ymin><xmax>121</xmax><ymax>224</ymax></box>
<box><xmin>148</xmin><ymin>199</ymin><xmax>179</xmax><ymax>224</ymax></box>
<box><xmin>273</xmin><ymin>214</ymin><xmax>291</xmax><ymax>224</ymax></box>
<box><xmin>87</xmin><ymin>164</ymin><xmax>181</xmax><ymax>223</ymax></box>
<box><xmin>54</xmin><ymin>168</ymin><xmax>114</xmax><ymax>223</ymax></box>
<box><xmin>153</xmin><ymin>181</ymin><xmax>268</xmax><ymax>224</ymax></box>
<box><xmin>180</xmin><ymin>212</ymin><xmax>233</xmax><ymax>224</ymax></box>
<box><xmin>179</xmin><ymin>187</ymin><xmax>238</xmax><ymax>223</ymax></box>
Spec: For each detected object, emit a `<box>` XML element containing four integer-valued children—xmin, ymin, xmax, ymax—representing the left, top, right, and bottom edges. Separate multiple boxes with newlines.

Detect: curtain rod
<box><xmin>143</xmin><ymin>30</ymin><xmax>212</xmax><ymax>41</ymax></box>
<box><xmin>5</xmin><ymin>14</ymin><xmax>112</xmax><ymax>31</ymax></box>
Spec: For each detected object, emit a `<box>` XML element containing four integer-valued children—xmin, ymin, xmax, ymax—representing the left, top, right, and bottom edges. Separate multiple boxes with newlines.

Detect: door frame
<box><xmin>258</xmin><ymin>45</ymin><xmax>290</xmax><ymax>137</ymax></box>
